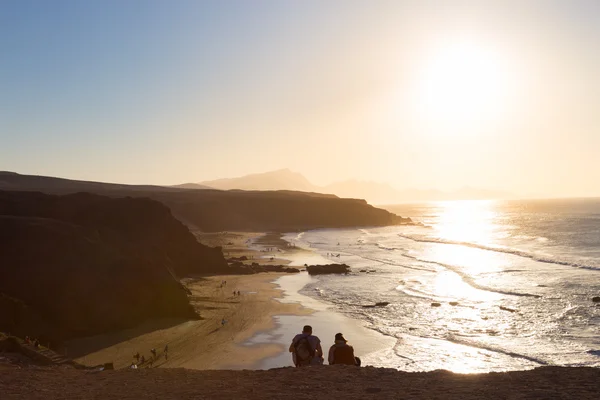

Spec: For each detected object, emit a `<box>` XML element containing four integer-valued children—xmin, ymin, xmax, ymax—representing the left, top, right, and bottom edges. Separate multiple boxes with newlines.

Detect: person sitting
<box><xmin>328</xmin><ymin>333</ymin><xmax>358</xmax><ymax>366</ymax></box>
<box><xmin>289</xmin><ymin>325</ymin><xmax>323</xmax><ymax>367</ymax></box>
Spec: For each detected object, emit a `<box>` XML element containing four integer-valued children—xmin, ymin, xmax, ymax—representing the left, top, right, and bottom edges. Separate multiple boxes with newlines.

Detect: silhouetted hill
<box><xmin>171</xmin><ymin>183</ymin><xmax>213</xmax><ymax>190</ymax></box>
<box><xmin>192</xmin><ymin>169</ymin><xmax>514</xmax><ymax>203</ymax></box>
<box><xmin>1</xmin><ymin>172</ymin><xmax>411</xmax><ymax>231</ymax></box>
<box><xmin>150</xmin><ymin>190</ymin><xmax>410</xmax><ymax>232</ymax></box>
<box><xmin>200</xmin><ymin>168</ymin><xmax>317</xmax><ymax>191</ymax></box>
<box><xmin>0</xmin><ymin>190</ymin><xmax>228</xmax><ymax>345</ymax></box>
<box><xmin>0</xmin><ymin>171</ymin><xmax>189</xmax><ymax>194</ymax></box>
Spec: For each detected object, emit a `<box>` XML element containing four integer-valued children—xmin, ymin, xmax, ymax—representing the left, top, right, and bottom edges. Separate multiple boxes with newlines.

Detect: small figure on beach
<box><xmin>233</xmin><ymin>290</ymin><xmax>237</xmax><ymax>297</ymax></box>
<box><xmin>221</xmin><ymin>318</ymin><xmax>227</xmax><ymax>327</ymax></box>
<box><xmin>33</xmin><ymin>339</ymin><xmax>40</xmax><ymax>349</ymax></box>
<box><xmin>134</xmin><ymin>352</ymin><xmax>140</xmax><ymax>362</ymax></box>
<box><xmin>328</xmin><ymin>333</ymin><xmax>359</xmax><ymax>366</ymax></box>
<box><xmin>151</xmin><ymin>348</ymin><xmax>157</xmax><ymax>358</ymax></box>
<box><xmin>289</xmin><ymin>325</ymin><xmax>323</xmax><ymax>367</ymax></box>
<box><xmin>164</xmin><ymin>344</ymin><xmax>168</xmax><ymax>354</ymax></box>
<box><xmin>237</xmin><ymin>290</ymin><xmax>241</xmax><ymax>296</ymax></box>
<box><xmin>24</xmin><ymin>336</ymin><xmax>30</xmax><ymax>344</ymax></box>
<box><xmin>140</xmin><ymin>355</ymin><xmax>146</xmax><ymax>364</ymax></box>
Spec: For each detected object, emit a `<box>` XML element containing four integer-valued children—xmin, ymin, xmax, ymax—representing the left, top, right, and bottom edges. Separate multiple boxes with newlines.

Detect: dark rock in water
<box><xmin>431</xmin><ymin>302</ymin><xmax>442</xmax><ymax>307</ymax></box>
<box><xmin>363</xmin><ymin>302</ymin><xmax>390</xmax><ymax>308</ymax></box>
<box><xmin>360</xmin><ymin>269</ymin><xmax>367</xmax><ymax>273</ymax></box>
<box><xmin>449</xmin><ymin>302</ymin><xmax>459</xmax><ymax>306</ymax></box>
<box><xmin>592</xmin><ymin>296</ymin><xmax>600</xmax><ymax>303</ymax></box>
<box><xmin>306</xmin><ymin>264</ymin><xmax>351</xmax><ymax>275</ymax></box>
<box><xmin>499</xmin><ymin>306</ymin><xmax>517</xmax><ymax>313</ymax></box>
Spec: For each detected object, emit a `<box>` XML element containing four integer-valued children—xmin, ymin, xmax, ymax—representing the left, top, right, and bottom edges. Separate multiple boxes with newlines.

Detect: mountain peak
<box><xmin>200</xmin><ymin>169</ymin><xmax>316</xmax><ymax>192</ymax></box>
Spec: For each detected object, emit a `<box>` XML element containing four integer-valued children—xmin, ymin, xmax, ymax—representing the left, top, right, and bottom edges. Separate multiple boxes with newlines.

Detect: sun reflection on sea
<box><xmin>433</xmin><ymin>200</ymin><xmax>500</xmax><ymax>244</ymax></box>
<box><xmin>422</xmin><ymin>200</ymin><xmax>509</xmax><ymax>275</ymax></box>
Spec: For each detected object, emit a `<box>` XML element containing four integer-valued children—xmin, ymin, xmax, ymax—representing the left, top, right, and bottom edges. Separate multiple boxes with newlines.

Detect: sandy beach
<box><xmin>66</xmin><ymin>231</ymin><xmax>394</xmax><ymax>371</ymax></box>
<box><xmin>68</xmin><ymin>272</ymin><xmax>309</xmax><ymax>370</ymax></box>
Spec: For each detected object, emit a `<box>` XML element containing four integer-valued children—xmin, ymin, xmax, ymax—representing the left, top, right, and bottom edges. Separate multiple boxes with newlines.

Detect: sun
<box><xmin>414</xmin><ymin>40</ymin><xmax>515</xmax><ymax>130</ymax></box>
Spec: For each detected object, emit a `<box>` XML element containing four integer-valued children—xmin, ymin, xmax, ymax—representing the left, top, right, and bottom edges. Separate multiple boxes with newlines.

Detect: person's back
<box><xmin>328</xmin><ymin>333</ymin><xmax>357</xmax><ymax>366</ymax></box>
<box><xmin>289</xmin><ymin>325</ymin><xmax>323</xmax><ymax>367</ymax></box>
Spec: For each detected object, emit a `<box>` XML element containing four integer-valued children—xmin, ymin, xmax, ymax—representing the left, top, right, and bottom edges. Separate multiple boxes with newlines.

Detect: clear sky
<box><xmin>1</xmin><ymin>0</ymin><xmax>599</xmax><ymax>197</ymax></box>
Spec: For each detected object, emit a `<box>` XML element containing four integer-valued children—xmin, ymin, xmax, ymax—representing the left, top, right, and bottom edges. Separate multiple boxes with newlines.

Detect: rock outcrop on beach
<box><xmin>0</xmin><ymin>172</ymin><xmax>414</xmax><ymax>231</ymax></box>
<box><xmin>226</xmin><ymin>260</ymin><xmax>300</xmax><ymax>274</ymax></box>
<box><xmin>306</xmin><ymin>264</ymin><xmax>351</xmax><ymax>275</ymax></box>
<box><xmin>0</xmin><ymin>190</ymin><xmax>228</xmax><ymax>345</ymax></box>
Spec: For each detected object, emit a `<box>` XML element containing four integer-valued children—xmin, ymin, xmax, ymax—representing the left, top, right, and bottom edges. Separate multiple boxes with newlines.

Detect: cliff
<box><xmin>0</xmin><ymin>172</ymin><xmax>412</xmax><ymax>231</ymax></box>
<box><xmin>0</xmin><ymin>190</ymin><xmax>228</xmax><ymax>344</ymax></box>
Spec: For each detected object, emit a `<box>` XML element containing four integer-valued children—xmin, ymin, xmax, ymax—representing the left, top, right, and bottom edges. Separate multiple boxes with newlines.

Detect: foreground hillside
<box><xmin>0</xmin><ymin>190</ymin><xmax>227</xmax><ymax>345</ymax></box>
<box><xmin>0</xmin><ymin>172</ymin><xmax>412</xmax><ymax>231</ymax></box>
<box><xmin>1</xmin><ymin>366</ymin><xmax>599</xmax><ymax>400</ymax></box>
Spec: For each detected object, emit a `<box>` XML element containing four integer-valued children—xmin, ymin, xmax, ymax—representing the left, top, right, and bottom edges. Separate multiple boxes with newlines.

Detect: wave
<box><xmin>444</xmin><ymin>336</ymin><xmax>549</xmax><ymax>366</ymax></box>
<box><xmin>367</xmin><ymin>326</ymin><xmax>549</xmax><ymax>367</ymax></box>
<box><xmin>340</xmin><ymin>250</ymin><xmax>438</xmax><ymax>273</ymax></box>
<box><xmin>396</xmin><ymin>233</ymin><xmax>600</xmax><ymax>272</ymax></box>
<box><xmin>397</xmin><ymin>251</ymin><xmax>542</xmax><ymax>298</ymax></box>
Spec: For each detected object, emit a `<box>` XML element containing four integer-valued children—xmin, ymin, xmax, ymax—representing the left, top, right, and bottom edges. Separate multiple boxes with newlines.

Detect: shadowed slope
<box><xmin>0</xmin><ymin>190</ymin><xmax>228</xmax><ymax>345</ymax></box>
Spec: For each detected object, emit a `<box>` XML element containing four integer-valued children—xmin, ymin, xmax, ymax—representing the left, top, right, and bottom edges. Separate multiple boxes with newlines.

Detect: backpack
<box><xmin>294</xmin><ymin>335</ymin><xmax>315</xmax><ymax>365</ymax></box>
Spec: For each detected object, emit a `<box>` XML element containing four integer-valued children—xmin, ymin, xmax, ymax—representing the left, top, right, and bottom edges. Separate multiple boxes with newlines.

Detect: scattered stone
<box><xmin>449</xmin><ymin>301</ymin><xmax>459</xmax><ymax>306</ymax></box>
<box><xmin>499</xmin><ymin>306</ymin><xmax>517</xmax><ymax>313</ymax></box>
<box><xmin>431</xmin><ymin>302</ymin><xmax>442</xmax><ymax>307</ymax></box>
<box><xmin>592</xmin><ymin>296</ymin><xmax>600</xmax><ymax>303</ymax></box>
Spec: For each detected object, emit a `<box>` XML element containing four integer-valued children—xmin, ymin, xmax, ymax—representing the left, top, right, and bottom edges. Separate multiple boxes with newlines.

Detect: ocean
<box><xmin>283</xmin><ymin>198</ymin><xmax>600</xmax><ymax>373</ymax></box>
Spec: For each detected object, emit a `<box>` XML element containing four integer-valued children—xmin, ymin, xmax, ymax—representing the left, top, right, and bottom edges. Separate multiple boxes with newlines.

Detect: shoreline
<box><xmin>67</xmin><ymin>231</ymin><xmax>325</xmax><ymax>370</ymax></box>
<box><xmin>218</xmin><ymin>232</ymin><xmax>396</xmax><ymax>370</ymax></box>
<box><xmin>67</xmin><ymin>230</ymin><xmax>393</xmax><ymax>371</ymax></box>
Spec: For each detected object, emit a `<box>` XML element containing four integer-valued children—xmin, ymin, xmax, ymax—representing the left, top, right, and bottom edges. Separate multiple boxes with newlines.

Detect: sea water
<box><xmin>283</xmin><ymin>198</ymin><xmax>600</xmax><ymax>373</ymax></box>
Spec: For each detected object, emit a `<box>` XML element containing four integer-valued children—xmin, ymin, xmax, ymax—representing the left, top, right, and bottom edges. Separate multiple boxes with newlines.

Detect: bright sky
<box><xmin>1</xmin><ymin>0</ymin><xmax>599</xmax><ymax>197</ymax></box>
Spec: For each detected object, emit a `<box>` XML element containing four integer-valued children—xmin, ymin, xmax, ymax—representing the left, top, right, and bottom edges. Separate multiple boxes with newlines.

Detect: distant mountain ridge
<box><xmin>200</xmin><ymin>168</ymin><xmax>315</xmax><ymax>192</ymax></box>
<box><xmin>195</xmin><ymin>169</ymin><xmax>512</xmax><ymax>203</ymax></box>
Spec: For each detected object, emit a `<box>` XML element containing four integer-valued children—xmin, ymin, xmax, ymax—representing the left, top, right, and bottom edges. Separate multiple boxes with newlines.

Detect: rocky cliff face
<box><xmin>151</xmin><ymin>190</ymin><xmax>411</xmax><ymax>232</ymax></box>
<box><xmin>0</xmin><ymin>172</ymin><xmax>412</xmax><ymax>232</ymax></box>
<box><xmin>0</xmin><ymin>190</ymin><xmax>228</xmax><ymax>344</ymax></box>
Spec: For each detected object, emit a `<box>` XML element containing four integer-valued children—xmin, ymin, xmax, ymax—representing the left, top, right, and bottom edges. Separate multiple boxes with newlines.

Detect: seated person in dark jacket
<box><xmin>328</xmin><ymin>333</ymin><xmax>358</xmax><ymax>365</ymax></box>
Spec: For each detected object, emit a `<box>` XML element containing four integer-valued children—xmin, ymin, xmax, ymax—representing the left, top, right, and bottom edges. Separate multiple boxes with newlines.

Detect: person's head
<box><xmin>302</xmin><ymin>325</ymin><xmax>313</xmax><ymax>334</ymax></box>
<box><xmin>335</xmin><ymin>333</ymin><xmax>347</xmax><ymax>342</ymax></box>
